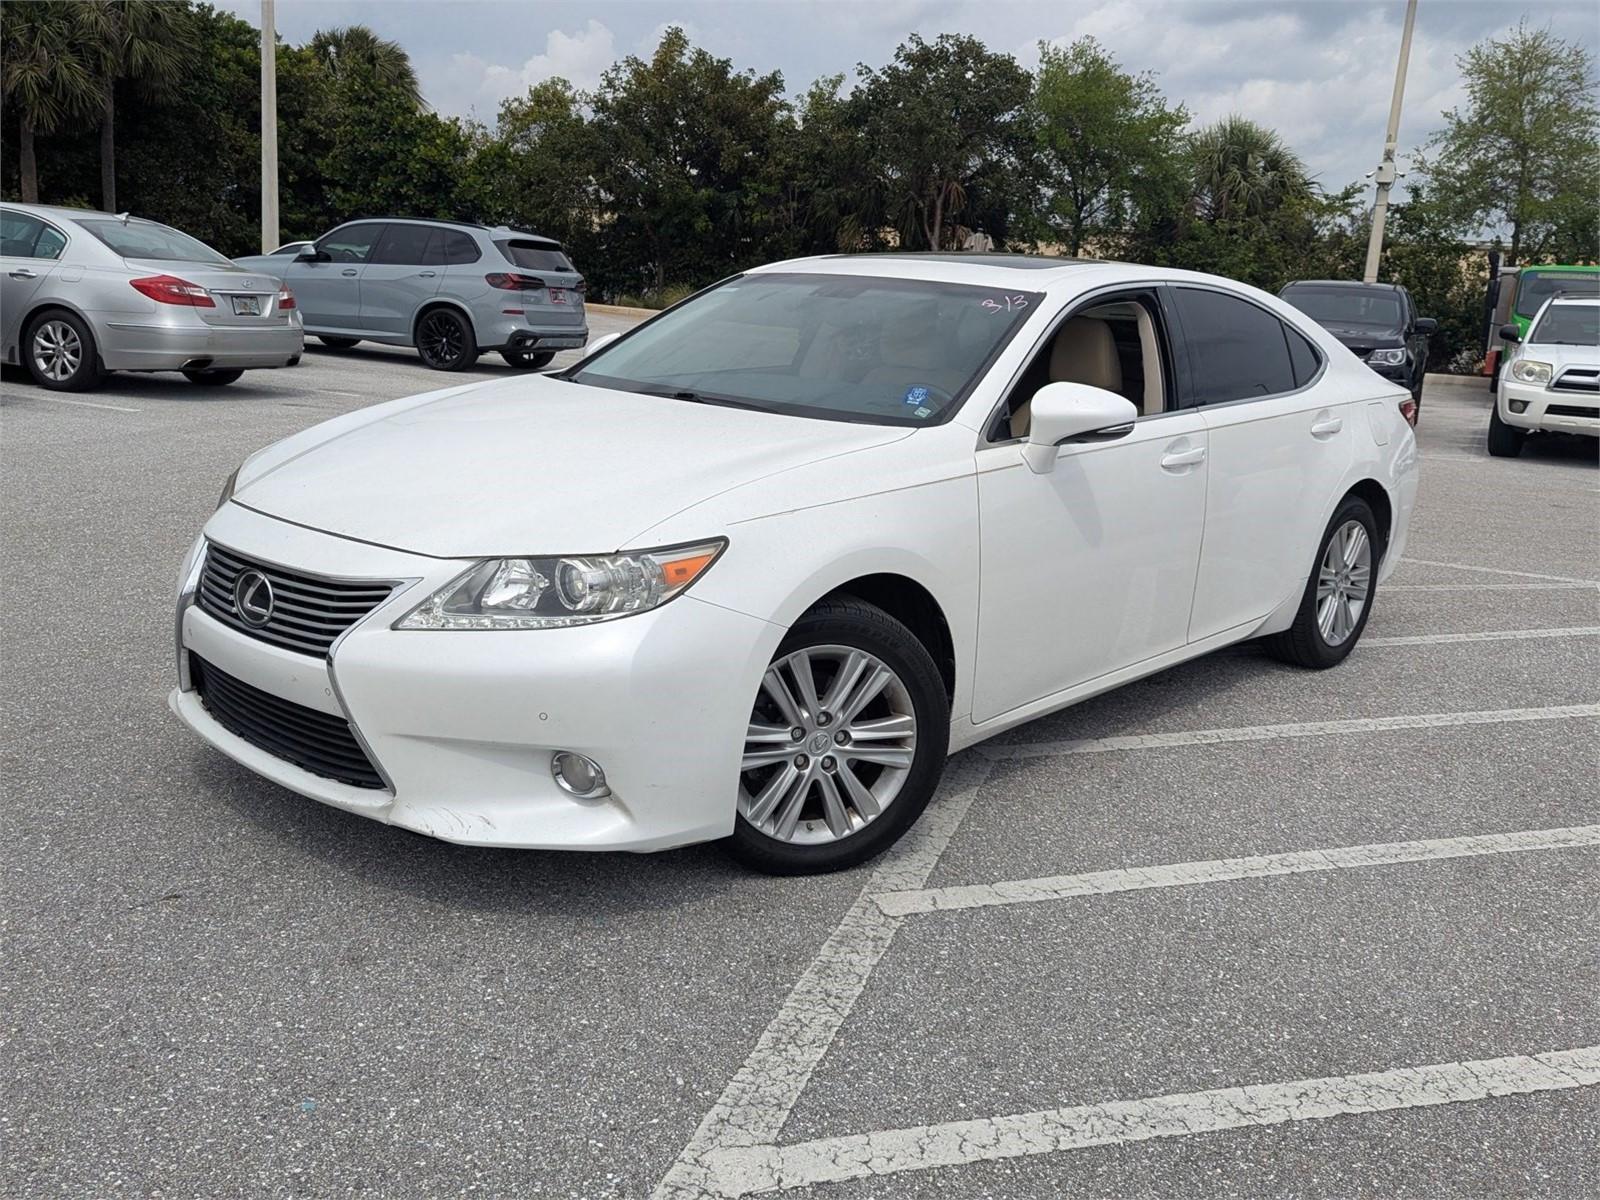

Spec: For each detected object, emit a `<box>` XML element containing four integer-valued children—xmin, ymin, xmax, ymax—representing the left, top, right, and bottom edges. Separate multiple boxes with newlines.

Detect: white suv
<box><xmin>1489</xmin><ymin>295</ymin><xmax>1599</xmax><ymax>457</ymax></box>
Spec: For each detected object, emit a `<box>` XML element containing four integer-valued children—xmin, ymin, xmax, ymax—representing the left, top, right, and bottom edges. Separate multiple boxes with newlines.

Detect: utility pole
<box><xmin>260</xmin><ymin>0</ymin><xmax>279</xmax><ymax>253</ymax></box>
<box><xmin>1362</xmin><ymin>0</ymin><xmax>1418</xmax><ymax>283</ymax></box>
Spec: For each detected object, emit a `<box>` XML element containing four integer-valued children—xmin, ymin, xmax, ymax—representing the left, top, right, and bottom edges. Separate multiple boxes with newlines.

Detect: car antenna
<box><xmin>117</xmin><ymin>211</ymin><xmax>132</xmax><ymax>225</ymax></box>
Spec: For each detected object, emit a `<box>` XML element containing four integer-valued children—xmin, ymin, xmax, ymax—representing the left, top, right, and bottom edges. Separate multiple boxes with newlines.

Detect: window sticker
<box><xmin>981</xmin><ymin>294</ymin><xmax>1030</xmax><ymax>314</ymax></box>
<box><xmin>903</xmin><ymin>384</ymin><xmax>931</xmax><ymax>406</ymax></box>
<box><xmin>914</xmin><ymin>406</ymin><xmax>932</xmax><ymax>418</ymax></box>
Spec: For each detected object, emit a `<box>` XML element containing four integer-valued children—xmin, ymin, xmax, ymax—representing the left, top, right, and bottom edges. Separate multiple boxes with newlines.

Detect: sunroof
<box><xmin>827</xmin><ymin>252</ymin><xmax>1099</xmax><ymax>270</ymax></box>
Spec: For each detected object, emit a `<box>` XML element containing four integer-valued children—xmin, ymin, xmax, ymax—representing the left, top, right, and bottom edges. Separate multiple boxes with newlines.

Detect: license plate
<box><xmin>541</xmin><ymin>337</ymin><xmax>584</xmax><ymax>349</ymax></box>
<box><xmin>548</xmin><ymin>288</ymin><xmax>568</xmax><ymax>305</ymax></box>
<box><xmin>231</xmin><ymin>295</ymin><xmax>261</xmax><ymax>316</ymax></box>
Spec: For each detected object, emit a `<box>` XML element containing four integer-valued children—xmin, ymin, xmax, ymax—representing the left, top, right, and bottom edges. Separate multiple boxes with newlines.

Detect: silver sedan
<box><xmin>1</xmin><ymin>203</ymin><xmax>304</xmax><ymax>392</ymax></box>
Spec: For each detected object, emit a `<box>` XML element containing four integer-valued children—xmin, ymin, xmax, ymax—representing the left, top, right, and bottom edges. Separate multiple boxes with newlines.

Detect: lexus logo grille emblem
<box><xmin>233</xmin><ymin>569</ymin><xmax>275</xmax><ymax>628</ymax></box>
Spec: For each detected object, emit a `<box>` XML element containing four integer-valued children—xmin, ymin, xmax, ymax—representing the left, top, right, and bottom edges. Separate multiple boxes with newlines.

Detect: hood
<box><xmin>233</xmin><ymin>374</ymin><xmax>912</xmax><ymax>557</ymax></box>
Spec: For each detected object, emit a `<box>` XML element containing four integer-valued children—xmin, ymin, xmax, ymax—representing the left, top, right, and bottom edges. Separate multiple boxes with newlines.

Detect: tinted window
<box><xmin>371</xmin><ymin>224</ymin><xmax>435</xmax><ymax>265</ymax></box>
<box><xmin>1281</xmin><ymin>286</ymin><xmax>1402</xmax><ymax>327</ymax></box>
<box><xmin>1</xmin><ymin>211</ymin><xmax>56</xmax><ymax>258</ymax></box>
<box><xmin>1284</xmin><ymin>324</ymin><xmax>1322</xmax><ymax>388</ymax></box>
<box><xmin>1515</xmin><ymin>270</ymin><xmax>1600</xmax><ymax>318</ymax></box>
<box><xmin>317</xmin><ymin>224</ymin><xmax>383</xmax><ymax>264</ymax></box>
<box><xmin>79</xmin><ymin>218</ymin><xmax>230</xmax><ymax>264</ymax></box>
<box><xmin>1172</xmin><ymin>287</ymin><xmax>1296</xmax><ymax>403</ymax></box>
<box><xmin>33</xmin><ymin>224</ymin><xmax>68</xmax><ymax>260</ymax></box>
<box><xmin>439</xmin><ymin>231</ymin><xmax>479</xmax><ymax>264</ymax></box>
<box><xmin>498</xmin><ymin>240</ymin><xmax>572</xmax><ymax>271</ymax></box>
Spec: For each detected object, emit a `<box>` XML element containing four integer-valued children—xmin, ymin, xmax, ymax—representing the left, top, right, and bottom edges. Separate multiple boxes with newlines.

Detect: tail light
<box><xmin>130</xmin><ymin>275</ymin><xmax>215</xmax><ymax>307</ymax></box>
<box><xmin>485</xmin><ymin>272</ymin><xmax>545</xmax><ymax>290</ymax></box>
<box><xmin>574</xmin><ymin>279</ymin><xmax>587</xmax><ymax>294</ymax></box>
<box><xmin>1399</xmin><ymin>398</ymin><xmax>1418</xmax><ymax>426</ymax></box>
<box><xmin>276</xmin><ymin>284</ymin><xmax>295</xmax><ymax>311</ymax></box>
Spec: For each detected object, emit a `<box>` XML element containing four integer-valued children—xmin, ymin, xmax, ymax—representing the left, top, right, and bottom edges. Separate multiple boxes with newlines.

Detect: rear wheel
<box><xmin>182</xmin><ymin>368</ymin><xmax>244</xmax><ymax>386</ymax></box>
<box><xmin>727</xmin><ymin>597</ymin><xmax>948</xmax><ymax>875</ymax></box>
<box><xmin>502</xmin><ymin>347</ymin><xmax>556</xmax><ymax>369</ymax></box>
<box><xmin>318</xmin><ymin>336</ymin><xmax>361</xmax><ymax>349</ymax></box>
<box><xmin>1486</xmin><ymin>403</ymin><xmax>1526</xmax><ymax>457</ymax></box>
<box><xmin>24</xmin><ymin>310</ymin><xmax>102</xmax><ymax>392</ymax></box>
<box><xmin>415</xmin><ymin>308</ymin><xmax>477</xmax><ymax>371</ymax></box>
<box><xmin>1265</xmin><ymin>496</ymin><xmax>1378</xmax><ymax>669</ymax></box>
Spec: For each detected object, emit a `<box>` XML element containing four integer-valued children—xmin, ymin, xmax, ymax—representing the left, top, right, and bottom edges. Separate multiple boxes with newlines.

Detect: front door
<box><xmin>288</xmin><ymin>222</ymin><xmax>383</xmax><ymax>330</ymax></box>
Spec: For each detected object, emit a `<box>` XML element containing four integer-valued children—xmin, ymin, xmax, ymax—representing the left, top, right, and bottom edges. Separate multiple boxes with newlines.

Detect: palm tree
<box><xmin>309</xmin><ymin>25</ymin><xmax>424</xmax><ymax>109</ymax></box>
<box><xmin>92</xmin><ymin>0</ymin><xmax>190</xmax><ymax>212</ymax></box>
<box><xmin>1</xmin><ymin>1</ymin><xmax>106</xmax><ymax>202</ymax></box>
<box><xmin>1189</xmin><ymin>115</ymin><xmax>1311</xmax><ymax>222</ymax></box>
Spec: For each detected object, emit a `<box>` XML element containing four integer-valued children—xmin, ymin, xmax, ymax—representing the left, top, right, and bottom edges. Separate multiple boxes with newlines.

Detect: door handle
<box><xmin>1160</xmin><ymin>445</ymin><xmax>1206</xmax><ymax>470</ymax></box>
<box><xmin>418</xmin><ymin>271</ymin><xmax>436</xmax><ymax>278</ymax></box>
<box><xmin>1310</xmin><ymin>416</ymin><xmax>1343</xmax><ymax>437</ymax></box>
<box><xmin>341</xmin><ymin>268</ymin><xmax>358</xmax><ymax>277</ymax></box>
<box><xmin>9</xmin><ymin>268</ymin><xmax>37</xmax><ymax>279</ymax></box>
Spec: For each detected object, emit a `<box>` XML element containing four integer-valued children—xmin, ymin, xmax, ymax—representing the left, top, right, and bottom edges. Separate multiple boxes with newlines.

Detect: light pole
<box><xmin>260</xmin><ymin>0</ymin><xmax>279</xmax><ymax>253</ymax></box>
<box><xmin>1362</xmin><ymin>0</ymin><xmax>1418</xmax><ymax>283</ymax></box>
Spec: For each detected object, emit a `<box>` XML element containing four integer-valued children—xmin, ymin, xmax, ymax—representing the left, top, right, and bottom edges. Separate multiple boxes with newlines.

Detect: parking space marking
<box><xmin>1386</xmin><ymin>582</ymin><xmax>1598</xmax><ymax>592</ymax></box>
<box><xmin>994</xmin><ymin>704</ymin><xmax>1600</xmax><ymax>761</ymax></box>
<box><xmin>1401</xmin><ymin>557</ymin><xmax>1599</xmax><ymax>586</ymax></box>
<box><xmin>873</xmin><ymin>824</ymin><xmax>1600</xmax><ymax>916</ymax></box>
<box><xmin>11</xmin><ymin>394</ymin><xmax>141</xmax><ymax>413</ymax></box>
<box><xmin>1363</xmin><ymin>626</ymin><xmax>1600</xmax><ymax>646</ymax></box>
<box><xmin>703</xmin><ymin>1047</ymin><xmax>1600</xmax><ymax>1196</ymax></box>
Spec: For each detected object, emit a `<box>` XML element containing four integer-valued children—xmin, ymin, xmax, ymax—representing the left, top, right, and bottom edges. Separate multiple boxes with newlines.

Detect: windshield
<box><xmin>1530</xmin><ymin>304</ymin><xmax>1599</xmax><ymax>347</ymax></box>
<box><xmin>79</xmin><ymin>218</ymin><xmax>231</xmax><ymax>265</ymax></box>
<box><xmin>1516</xmin><ymin>271</ymin><xmax>1600</xmax><ymax>318</ymax></box>
<box><xmin>1282</xmin><ymin>286</ymin><xmax>1401</xmax><ymax>328</ymax></box>
<box><xmin>570</xmin><ymin>272</ymin><xmax>1041</xmax><ymax>425</ymax></box>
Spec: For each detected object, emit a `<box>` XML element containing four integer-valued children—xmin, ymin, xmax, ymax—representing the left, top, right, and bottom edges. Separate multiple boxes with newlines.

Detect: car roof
<box><xmin>1282</xmin><ymin>279</ymin><xmax>1404</xmax><ymax>292</ymax></box>
<box><xmin>744</xmin><ymin>253</ymin><xmax>1277</xmax><ymax>297</ymax></box>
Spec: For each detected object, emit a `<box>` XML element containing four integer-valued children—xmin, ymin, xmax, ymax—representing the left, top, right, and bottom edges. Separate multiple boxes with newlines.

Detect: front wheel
<box><xmin>1265</xmin><ymin>497</ymin><xmax>1378</xmax><ymax>669</ymax></box>
<box><xmin>415</xmin><ymin>308</ymin><xmax>477</xmax><ymax>371</ymax></box>
<box><xmin>502</xmin><ymin>347</ymin><xmax>556</xmax><ymax>369</ymax></box>
<box><xmin>727</xmin><ymin>597</ymin><xmax>949</xmax><ymax>875</ymax></box>
<box><xmin>1486</xmin><ymin>403</ymin><xmax>1525</xmax><ymax>457</ymax></box>
<box><xmin>182</xmin><ymin>368</ymin><xmax>244</xmax><ymax>386</ymax></box>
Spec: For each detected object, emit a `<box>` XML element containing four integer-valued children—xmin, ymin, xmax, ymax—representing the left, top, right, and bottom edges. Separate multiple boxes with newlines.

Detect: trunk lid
<box><xmin>126</xmin><ymin>258</ymin><xmax>290</xmax><ymax>327</ymax></box>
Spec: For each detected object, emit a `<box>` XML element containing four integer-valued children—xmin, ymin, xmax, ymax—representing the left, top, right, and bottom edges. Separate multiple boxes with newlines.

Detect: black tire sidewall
<box><xmin>182</xmin><ymin>369</ymin><xmax>244</xmax><ymax>385</ymax></box>
<box><xmin>502</xmin><ymin>348</ymin><xmax>555</xmax><ymax>369</ymax></box>
<box><xmin>1294</xmin><ymin>497</ymin><xmax>1379</xmax><ymax>667</ymax></box>
<box><xmin>416</xmin><ymin>309</ymin><xmax>476</xmax><ymax>371</ymax></box>
<box><xmin>318</xmin><ymin>336</ymin><xmax>360</xmax><ymax>349</ymax></box>
<box><xmin>727</xmin><ymin>600</ymin><xmax>949</xmax><ymax>875</ymax></box>
<box><xmin>23</xmin><ymin>309</ymin><xmax>101</xmax><ymax>392</ymax></box>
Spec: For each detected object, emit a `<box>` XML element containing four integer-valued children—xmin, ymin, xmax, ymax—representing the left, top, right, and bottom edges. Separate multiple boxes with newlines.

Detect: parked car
<box><xmin>1482</xmin><ymin>263</ymin><xmax>1600</xmax><ymax>392</ymax></box>
<box><xmin>1488</xmin><ymin>294</ymin><xmax>1599</xmax><ymax>457</ymax></box>
<box><xmin>239</xmin><ymin>217</ymin><xmax>588</xmax><ymax>370</ymax></box>
<box><xmin>231</xmin><ymin>240</ymin><xmax>314</xmax><ymax>272</ymax></box>
<box><xmin>1</xmin><ymin>203</ymin><xmax>302</xmax><ymax>392</ymax></box>
<box><xmin>171</xmin><ymin>254</ymin><xmax>1417</xmax><ymax>874</ymax></box>
<box><xmin>1280</xmin><ymin>279</ymin><xmax>1435</xmax><ymax>423</ymax></box>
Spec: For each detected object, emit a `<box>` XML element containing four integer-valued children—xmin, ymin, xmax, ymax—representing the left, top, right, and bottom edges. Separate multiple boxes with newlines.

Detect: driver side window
<box><xmin>996</xmin><ymin>290</ymin><xmax>1173</xmax><ymax>440</ymax></box>
<box><xmin>316</xmin><ymin>224</ymin><xmax>383</xmax><ymax>264</ymax></box>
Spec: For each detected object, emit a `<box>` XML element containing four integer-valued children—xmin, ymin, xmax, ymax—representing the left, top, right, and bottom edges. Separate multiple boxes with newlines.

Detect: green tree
<box><xmin>92</xmin><ymin>0</ymin><xmax>191</xmax><ymax>212</ymax></box>
<box><xmin>308</xmin><ymin>24</ymin><xmax>423</xmax><ymax>110</ymax></box>
<box><xmin>767</xmin><ymin>75</ymin><xmax>883</xmax><ymax>257</ymax></box>
<box><xmin>468</xmin><ymin>78</ymin><xmax>601</xmax><ymax>253</ymax></box>
<box><xmin>1</xmin><ymin>1</ymin><xmax>106</xmax><ymax>202</ymax></box>
<box><xmin>855</xmin><ymin>34</ymin><xmax>1034</xmax><ymax>250</ymax></box>
<box><xmin>1414</xmin><ymin>21</ymin><xmax>1599</xmax><ymax>264</ymax></box>
<box><xmin>1188</xmin><ymin>115</ymin><xmax>1312</xmax><ymax>222</ymax></box>
<box><xmin>1031</xmin><ymin>37</ymin><xmax>1187</xmax><ymax>256</ymax></box>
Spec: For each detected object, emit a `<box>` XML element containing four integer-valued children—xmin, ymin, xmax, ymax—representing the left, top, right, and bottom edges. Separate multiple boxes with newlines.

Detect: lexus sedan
<box><xmin>171</xmin><ymin>255</ymin><xmax>1418</xmax><ymax>874</ymax></box>
<box><xmin>1</xmin><ymin>202</ymin><xmax>303</xmax><ymax>391</ymax></box>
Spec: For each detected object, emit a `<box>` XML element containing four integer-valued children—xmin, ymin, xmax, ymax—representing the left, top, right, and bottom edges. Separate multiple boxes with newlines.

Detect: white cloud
<box><xmin>434</xmin><ymin>19</ymin><xmax>617</xmax><ymax>120</ymax></box>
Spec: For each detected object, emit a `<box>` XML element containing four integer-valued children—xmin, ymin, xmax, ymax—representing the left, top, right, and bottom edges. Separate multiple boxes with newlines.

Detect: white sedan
<box><xmin>171</xmin><ymin>255</ymin><xmax>1418</xmax><ymax>873</ymax></box>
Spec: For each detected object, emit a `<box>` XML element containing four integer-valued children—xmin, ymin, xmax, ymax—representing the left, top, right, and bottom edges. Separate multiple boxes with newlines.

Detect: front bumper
<box><xmin>1499</xmin><ymin>377</ymin><xmax>1600</xmax><ymax>435</ymax></box>
<box><xmin>98</xmin><ymin>314</ymin><xmax>304</xmax><ymax>371</ymax></box>
<box><xmin>169</xmin><ymin>505</ymin><xmax>780</xmax><ymax>851</ymax></box>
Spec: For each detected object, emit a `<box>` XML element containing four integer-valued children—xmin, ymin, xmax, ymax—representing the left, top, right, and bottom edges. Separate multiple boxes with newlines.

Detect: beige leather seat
<box><xmin>1011</xmin><ymin>317</ymin><xmax>1123</xmax><ymax>438</ymax></box>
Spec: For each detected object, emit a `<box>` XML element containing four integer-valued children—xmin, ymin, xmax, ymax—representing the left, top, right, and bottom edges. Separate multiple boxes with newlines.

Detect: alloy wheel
<box><xmin>418</xmin><ymin>312</ymin><xmax>464</xmax><ymax>367</ymax></box>
<box><xmin>32</xmin><ymin>320</ymin><xmax>82</xmax><ymax>383</ymax></box>
<box><xmin>1316</xmin><ymin>519</ymin><xmax>1372</xmax><ymax>646</ymax></box>
<box><xmin>738</xmin><ymin>645</ymin><xmax>918</xmax><ymax>845</ymax></box>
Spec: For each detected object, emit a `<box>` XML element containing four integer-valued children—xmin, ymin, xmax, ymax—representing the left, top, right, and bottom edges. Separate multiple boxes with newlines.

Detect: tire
<box><xmin>1265</xmin><ymin>496</ymin><xmax>1379</xmax><ymax>670</ymax></box>
<box><xmin>23</xmin><ymin>309</ymin><xmax>103</xmax><ymax>392</ymax></box>
<box><xmin>502</xmin><ymin>347</ymin><xmax>556</xmax><ymax>369</ymax></box>
<box><xmin>182</xmin><ymin>368</ymin><xmax>244</xmax><ymax>386</ymax></box>
<box><xmin>415</xmin><ymin>308</ymin><xmax>477</xmax><ymax>371</ymax></box>
<box><xmin>318</xmin><ymin>336</ymin><xmax>361</xmax><ymax>349</ymax></box>
<box><xmin>726</xmin><ymin>597</ymin><xmax>949</xmax><ymax>875</ymax></box>
<box><xmin>1486</xmin><ymin>402</ymin><xmax>1526</xmax><ymax>458</ymax></box>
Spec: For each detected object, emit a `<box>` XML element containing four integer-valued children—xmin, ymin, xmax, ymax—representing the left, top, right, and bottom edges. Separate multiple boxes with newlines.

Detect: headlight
<box><xmin>1510</xmin><ymin>359</ymin><xmax>1552</xmax><ymax>385</ymax></box>
<box><xmin>395</xmin><ymin>540</ymin><xmax>727</xmax><ymax>630</ymax></box>
<box><xmin>1367</xmin><ymin>348</ymin><xmax>1407</xmax><ymax>366</ymax></box>
<box><xmin>217</xmin><ymin>467</ymin><xmax>239</xmax><ymax>510</ymax></box>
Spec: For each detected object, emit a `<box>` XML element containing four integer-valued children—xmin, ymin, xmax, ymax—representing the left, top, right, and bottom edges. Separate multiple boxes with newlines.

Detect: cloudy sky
<box><xmin>218</xmin><ymin>0</ymin><xmax>1599</xmax><ymax>199</ymax></box>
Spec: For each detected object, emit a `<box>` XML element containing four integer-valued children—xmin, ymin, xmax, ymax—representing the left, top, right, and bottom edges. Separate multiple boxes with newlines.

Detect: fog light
<box><xmin>552</xmin><ymin>751</ymin><xmax>608</xmax><ymax>798</ymax></box>
<box><xmin>1509</xmin><ymin>399</ymin><xmax>1529</xmax><ymax>413</ymax></box>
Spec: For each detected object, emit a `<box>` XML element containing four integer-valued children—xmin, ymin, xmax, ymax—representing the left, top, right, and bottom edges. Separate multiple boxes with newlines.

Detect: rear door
<box><xmin>1</xmin><ymin>210</ymin><xmax>67</xmax><ymax>359</ymax></box>
<box><xmin>360</xmin><ymin>223</ymin><xmax>443</xmax><ymax>335</ymax></box>
<box><xmin>1171</xmin><ymin>285</ymin><xmax>1356</xmax><ymax>643</ymax></box>
<box><xmin>288</xmin><ymin>222</ymin><xmax>383</xmax><ymax>330</ymax></box>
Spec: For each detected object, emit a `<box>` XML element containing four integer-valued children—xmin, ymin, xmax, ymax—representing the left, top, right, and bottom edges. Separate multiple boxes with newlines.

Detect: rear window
<box><xmin>498</xmin><ymin>239</ymin><xmax>573</xmax><ymax>272</ymax></box>
<box><xmin>1515</xmin><ymin>271</ymin><xmax>1600</xmax><ymax>318</ymax></box>
<box><xmin>78</xmin><ymin>218</ymin><xmax>230</xmax><ymax>265</ymax></box>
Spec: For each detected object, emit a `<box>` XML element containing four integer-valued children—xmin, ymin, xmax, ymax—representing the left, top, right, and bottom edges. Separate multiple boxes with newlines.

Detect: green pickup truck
<box><xmin>1484</xmin><ymin>264</ymin><xmax>1600</xmax><ymax>389</ymax></box>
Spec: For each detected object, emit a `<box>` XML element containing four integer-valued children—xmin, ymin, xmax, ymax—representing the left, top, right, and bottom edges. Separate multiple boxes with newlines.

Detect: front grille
<box><xmin>1551</xmin><ymin>369</ymin><xmax>1599</xmax><ymax>394</ymax></box>
<box><xmin>191</xmin><ymin>654</ymin><xmax>386</xmax><ymax>789</ymax></box>
<box><xmin>1547</xmin><ymin>404</ymin><xmax>1598</xmax><ymax>419</ymax></box>
<box><xmin>197</xmin><ymin>544</ymin><xmax>395</xmax><ymax>657</ymax></box>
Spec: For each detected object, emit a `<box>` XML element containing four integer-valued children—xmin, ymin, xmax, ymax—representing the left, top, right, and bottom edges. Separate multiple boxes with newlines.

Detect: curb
<box><xmin>587</xmin><ymin>302</ymin><xmax>658</xmax><ymax>318</ymax></box>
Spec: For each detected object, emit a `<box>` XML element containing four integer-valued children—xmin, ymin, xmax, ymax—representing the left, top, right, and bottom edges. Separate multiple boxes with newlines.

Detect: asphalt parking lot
<box><xmin>3</xmin><ymin>349</ymin><xmax>1597</xmax><ymax>1197</ymax></box>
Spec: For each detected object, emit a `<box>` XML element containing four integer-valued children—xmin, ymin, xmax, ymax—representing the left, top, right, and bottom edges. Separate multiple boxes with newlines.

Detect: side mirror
<box><xmin>1414</xmin><ymin>317</ymin><xmax>1438</xmax><ymax>335</ymax></box>
<box><xmin>580</xmin><ymin>332</ymin><xmax>621</xmax><ymax>359</ymax></box>
<box><xmin>1021</xmin><ymin>381</ymin><xmax>1139</xmax><ymax>474</ymax></box>
<box><xmin>1498</xmin><ymin>322</ymin><xmax>1521</xmax><ymax>344</ymax></box>
<box><xmin>295</xmin><ymin>248</ymin><xmax>328</xmax><ymax>263</ymax></box>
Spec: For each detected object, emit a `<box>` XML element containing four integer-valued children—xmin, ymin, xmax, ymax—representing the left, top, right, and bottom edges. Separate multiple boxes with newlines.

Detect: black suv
<box><xmin>1280</xmin><ymin>280</ymin><xmax>1435</xmax><ymax>419</ymax></box>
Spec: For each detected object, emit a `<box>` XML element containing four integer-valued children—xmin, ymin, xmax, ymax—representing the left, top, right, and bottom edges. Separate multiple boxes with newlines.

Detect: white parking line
<box><xmin>1401</xmin><ymin>557</ymin><xmax>1599</xmax><ymax>586</ymax></box>
<box><xmin>873</xmin><ymin>825</ymin><xmax>1600</xmax><ymax>917</ymax></box>
<box><xmin>703</xmin><ymin>1048</ymin><xmax>1600</xmax><ymax>1195</ymax></box>
<box><xmin>1386</xmin><ymin>582</ymin><xmax>1599</xmax><ymax>592</ymax></box>
<box><xmin>1363</xmin><ymin>626</ymin><xmax>1600</xmax><ymax>646</ymax></box>
<box><xmin>14</xmin><ymin>394</ymin><xmax>141</xmax><ymax>413</ymax></box>
<box><xmin>994</xmin><ymin>704</ymin><xmax>1600</xmax><ymax>761</ymax></box>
